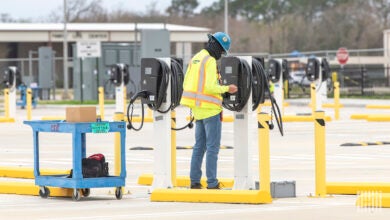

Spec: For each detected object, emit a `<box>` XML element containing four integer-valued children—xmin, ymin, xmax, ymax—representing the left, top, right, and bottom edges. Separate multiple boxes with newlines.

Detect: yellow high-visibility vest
<box><xmin>180</xmin><ymin>49</ymin><xmax>229</xmax><ymax>119</ymax></box>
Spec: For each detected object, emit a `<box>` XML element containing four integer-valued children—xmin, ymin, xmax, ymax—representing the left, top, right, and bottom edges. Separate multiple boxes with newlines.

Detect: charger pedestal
<box><xmin>151</xmin><ymin>58</ymin><xmax>173</xmax><ymax>192</ymax></box>
<box><xmin>232</xmin><ymin>56</ymin><xmax>256</xmax><ymax>190</ymax></box>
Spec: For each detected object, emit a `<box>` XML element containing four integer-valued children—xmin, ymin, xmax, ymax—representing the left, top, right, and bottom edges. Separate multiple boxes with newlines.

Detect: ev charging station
<box><xmin>268</xmin><ymin>59</ymin><xmax>289</xmax><ymax>114</ymax></box>
<box><xmin>127</xmin><ymin>57</ymin><xmax>190</xmax><ymax>192</ymax></box>
<box><xmin>221</xmin><ymin>56</ymin><xmax>255</xmax><ymax>190</ymax></box>
<box><xmin>305</xmin><ymin>57</ymin><xmax>331</xmax><ymax>111</ymax></box>
<box><xmin>220</xmin><ymin>55</ymin><xmax>284</xmax><ymax>191</ymax></box>
<box><xmin>108</xmin><ymin>63</ymin><xmax>130</xmax><ymax>113</ymax></box>
<box><xmin>3</xmin><ymin>66</ymin><xmax>18</xmax><ymax>118</ymax></box>
<box><xmin>142</xmin><ymin>57</ymin><xmax>172</xmax><ymax>191</ymax></box>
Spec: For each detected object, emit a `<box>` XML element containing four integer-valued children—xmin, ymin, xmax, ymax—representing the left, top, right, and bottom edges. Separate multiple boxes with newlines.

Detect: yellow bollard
<box><xmin>334</xmin><ymin>82</ymin><xmax>340</xmax><ymax>120</ymax></box>
<box><xmin>98</xmin><ymin>87</ymin><xmax>105</xmax><ymax>120</ymax></box>
<box><xmin>113</xmin><ymin>112</ymin><xmax>124</xmax><ymax>176</ymax></box>
<box><xmin>331</xmin><ymin>71</ymin><xmax>338</xmax><ymax>83</ymax></box>
<box><xmin>257</xmin><ymin>104</ymin><xmax>261</xmax><ymax>115</ymax></box>
<box><xmin>171</xmin><ymin>111</ymin><xmax>177</xmax><ymax>185</ymax></box>
<box><xmin>314</xmin><ymin>111</ymin><xmax>326</xmax><ymax>197</ymax></box>
<box><xmin>26</xmin><ymin>88</ymin><xmax>32</xmax><ymax>120</ymax></box>
<box><xmin>258</xmin><ymin>112</ymin><xmax>271</xmax><ymax>194</ymax></box>
<box><xmin>123</xmin><ymin>86</ymin><xmax>127</xmax><ymax>115</ymax></box>
<box><xmin>284</xmin><ymin>79</ymin><xmax>289</xmax><ymax>99</ymax></box>
<box><xmin>310</xmin><ymin>83</ymin><xmax>316</xmax><ymax>115</ymax></box>
<box><xmin>4</xmin><ymin>89</ymin><xmax>9</xmax><ymax>118</ymax></box>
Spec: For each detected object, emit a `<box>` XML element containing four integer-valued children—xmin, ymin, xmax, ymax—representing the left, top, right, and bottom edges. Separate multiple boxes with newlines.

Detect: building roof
<box><xmin>0</xmin><ymin>22</ymin><xmax>210</xmax><ymax>43</ymax></box>
<box><xmin>0</xmin><ymin>22</ymin><xmax>210</xmax><ymax>32</ymax></box>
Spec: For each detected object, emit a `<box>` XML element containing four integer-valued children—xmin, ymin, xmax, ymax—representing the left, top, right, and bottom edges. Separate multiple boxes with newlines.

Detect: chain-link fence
<box><xmin>269</xmin><ymin>48</ymin><xmax>390</xmax><ymax>97</ymax></box>
<box><xmin>286</xmin><ymin>65</ymin><xmax>390</xmax><ymax>98</ymax></box>
<box><xmin>0</xmin><ymin>48</ymin><xmax>389</xmax><ymax>101</ymax></box>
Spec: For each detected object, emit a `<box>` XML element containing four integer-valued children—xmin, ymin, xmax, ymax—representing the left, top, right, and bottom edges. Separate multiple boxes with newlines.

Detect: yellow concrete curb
<box><xmin>0</xmin><ymin>182</ymin><xmax>72</xmax><ymax>197</ymax></box>
<box><xmin>0</xmin><ymin>117</ymin><xmax>15</xmax><ymax>122</ymax></box>
<box><xmin>350</xmin><ymin>114</ymin><xmax>368</xmax><ymax>120</ymax></box>
<box><xmin>366</xmin><ymin>114</ymin><xmax>390</xmax><ymax>122</ymax></box>
<box><xmin>0</xmin><ymin>167</ymin><xmax>70</xmax><ymax>179</ymax></box>
<box><xmin>327</xmin><ymin>182</ymin><xmax>390</xmax><ymax>195</ymax></box>
<box><xmin>322</xmin><ymin>103</ymin><xmax>344</xmax><ymax>108</ymax></box>
<box><xmin>137</xmin><ymin>174</ymin><xmax>234</xmax><ymax>188</ymax></box>
<box><xmin>282</xmin><ymin>115</ymin><xmax>332</xmax><ymax>122</ymax></box>
<box><xmin>151</xmin><ymin>188</ymin><xmax>272</xmax><ymax>204</ymax></box>
<box><xmin>366</xmin><ymin>104</ymin><xmax>390</xmax><ymax>109</ymax></box>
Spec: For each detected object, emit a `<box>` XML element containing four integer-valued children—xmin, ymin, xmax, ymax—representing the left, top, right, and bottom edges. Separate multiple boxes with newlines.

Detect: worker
<box><xmin>180</xmin><ymin>32</ymin><xmax>238</xmax><ymax>189</ymax></box>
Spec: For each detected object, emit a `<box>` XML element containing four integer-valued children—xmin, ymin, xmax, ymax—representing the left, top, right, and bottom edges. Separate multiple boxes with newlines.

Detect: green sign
<box><xmin>91</xmin><ymin>122</ymin><xmax>110</xmax><ymax>133</ymax></box>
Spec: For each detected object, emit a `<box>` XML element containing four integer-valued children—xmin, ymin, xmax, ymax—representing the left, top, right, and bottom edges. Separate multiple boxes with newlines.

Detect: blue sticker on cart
<box><xmin>91</xmin><ymin>122</ymin><xmax>110</xmax><ymax>133</ymax></box>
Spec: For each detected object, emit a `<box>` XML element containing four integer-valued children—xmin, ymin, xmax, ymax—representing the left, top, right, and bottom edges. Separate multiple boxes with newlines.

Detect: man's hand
<box><xmin>228</xmin><ymin>84</ymin><xmax>238</xmax><ymax>94</ymax></box>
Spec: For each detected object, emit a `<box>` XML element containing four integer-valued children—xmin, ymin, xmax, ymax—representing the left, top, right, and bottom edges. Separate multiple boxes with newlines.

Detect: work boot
<box><xmin>207</xmin><ymin>182</ymin><xmax>222</xmax><ymax>189</ymax></box>
<box><xmin>190</xmin><ymin>183</ymin><xmax>202</xmax><ymax>189</ymax></box>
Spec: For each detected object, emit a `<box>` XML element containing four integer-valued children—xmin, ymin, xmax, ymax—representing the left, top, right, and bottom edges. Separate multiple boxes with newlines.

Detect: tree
<box><xmin>166</xmin><ymin>0</ymin><xmax>199</xmax><ymax>18</ymax></box>
<box><xmin>48</xmin><ymin>0</ymin><xmax>107</xmax><ymax>22</ymax></box>
<box><xmin>369</xmin><ymin>0</ymin><xmax>390</xmax><ymax>29</ymax></box>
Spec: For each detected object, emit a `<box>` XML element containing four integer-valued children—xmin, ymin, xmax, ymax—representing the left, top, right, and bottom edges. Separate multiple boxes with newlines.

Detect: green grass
<box><xmin>339</xmin><ymin>94</ymin><xmax>390</xmax><ymax>99</ymax></box>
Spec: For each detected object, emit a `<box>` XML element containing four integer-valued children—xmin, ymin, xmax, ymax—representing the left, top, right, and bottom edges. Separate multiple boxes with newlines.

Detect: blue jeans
<box><xmin>190</xmin><ymin>113</ymin><xmax>221</xmax><ymax>188</ymax></box>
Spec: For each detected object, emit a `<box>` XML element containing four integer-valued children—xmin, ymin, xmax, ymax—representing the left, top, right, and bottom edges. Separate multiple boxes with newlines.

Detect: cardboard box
<box><xmin>66</xmin><ymin>106</ymin><xmax>97</xmax><ymax>122</ymax></box>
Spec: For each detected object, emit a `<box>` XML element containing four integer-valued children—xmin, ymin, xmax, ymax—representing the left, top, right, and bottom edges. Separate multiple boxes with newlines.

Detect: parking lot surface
<box><xmin>1</xmin><ymin>98</ymin><xmax>390</xmax><ymax>219</ymax></box>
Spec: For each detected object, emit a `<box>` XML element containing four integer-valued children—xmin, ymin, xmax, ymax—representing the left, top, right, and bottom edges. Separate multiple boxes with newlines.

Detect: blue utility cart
<box><xmin>23</xmin><ymin>120</ymin><xmax>127</xmax><ymax>201</ymax></box>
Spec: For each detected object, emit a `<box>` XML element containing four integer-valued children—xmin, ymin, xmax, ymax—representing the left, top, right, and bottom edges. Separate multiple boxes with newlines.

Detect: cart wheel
<box><xmin>115</xmin><ymin>187</ymin><xmax>123</xmax><ymax>200</ymax></box>
<box><xmin>72</xmin><ymin>189</ymin><xmax>81</xmax><ymax>201</ymax></box>
<box><xmin>81</xmin><ymin>188</ymin><xmax>90</xmax><ymax>197</ymax></box>
<box><xmin>39</xmin><ymin>186</ymin><xmax>50</xmax><ymax>198</ymax></box>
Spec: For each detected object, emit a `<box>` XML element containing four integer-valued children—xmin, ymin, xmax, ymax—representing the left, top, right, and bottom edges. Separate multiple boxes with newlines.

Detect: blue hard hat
<box><xmin>208</xmin><ymin>32</ymin><xmax>231</xmax><ymax>54</ymax></box>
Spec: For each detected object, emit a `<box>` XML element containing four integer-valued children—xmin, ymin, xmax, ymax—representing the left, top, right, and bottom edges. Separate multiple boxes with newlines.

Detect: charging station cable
<box><xmin>256</xmin><ymin>59</ymin><xmax>284</xmax><ymax>136</ymax></box>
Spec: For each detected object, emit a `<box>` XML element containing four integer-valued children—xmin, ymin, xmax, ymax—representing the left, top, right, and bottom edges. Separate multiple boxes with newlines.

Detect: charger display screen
<box><xmin>225</xmin><ymin>66</ymin><xmax>233</xmax><ymax>74</ymax></box>
<box><xmin>145</xmin><ymin>67</ymin><xmax>152</xmax><ymax>75</ymax></box>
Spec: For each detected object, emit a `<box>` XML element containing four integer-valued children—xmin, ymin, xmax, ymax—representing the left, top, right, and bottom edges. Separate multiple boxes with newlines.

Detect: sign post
<box><xmin>336</xmin><ymin>47</ymin><xmax>349</xmax><ymax>66</ymax></box>
<box><xmin>336</xmin><ymin>47</ymin><xmax>349</xmax><ymax>88</ymax></box>
<box><xmin>77</xmin><ymin>41</ymin><xmax>101</xmax><ymax>58</ymax></box>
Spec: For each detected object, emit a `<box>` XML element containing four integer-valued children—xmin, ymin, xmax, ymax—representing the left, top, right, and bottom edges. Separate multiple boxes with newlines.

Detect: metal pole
<box><xmin>224</xmin><ymin>0</ymin><xmax>228</xmax><ymax>34</ymax></box>
<box><xmin>80</xmin><ymin>58</ymin><xmax>83</xmax><ymax>103</ymax></box>
<box><xmin>29</xmin><ymin>51</ymin><xmax>33</xmax><ymax>80</ymax></box>
<box><xmin>62</xmin><ymin>0</ymin><xmax>70</xmax><ymax>99</ymax></box>
<box><xmin>52</xmin><ymin>51</ymin><xmax>56</xmax><ymax>100</ymax></box>
<box><xmin>361</xmin><ymin>67</ymin><xmax>364</xmax><ymax>95</ymax></box>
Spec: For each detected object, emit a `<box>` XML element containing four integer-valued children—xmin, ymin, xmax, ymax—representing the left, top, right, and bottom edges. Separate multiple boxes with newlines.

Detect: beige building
<box><xmin>0</xmin><ymin>22</ymin><xmax>209</xmax><ymax>59</ymax></box>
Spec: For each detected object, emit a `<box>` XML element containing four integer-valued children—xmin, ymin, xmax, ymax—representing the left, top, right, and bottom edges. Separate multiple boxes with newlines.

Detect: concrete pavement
<box><xmin>0</xmin><ymin>98</ymin><xmax>390</xmax><ymax>219</ymax></box>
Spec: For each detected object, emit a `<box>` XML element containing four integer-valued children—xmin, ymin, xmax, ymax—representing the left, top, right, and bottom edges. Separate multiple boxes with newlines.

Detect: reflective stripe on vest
<box><xmin>182</xmin><ymin>54</ymin><xmax>222</xmax><ymax>107</ymax></box>
<box><xmin>196</xmin><ymin>55</ymin><xmax>210</xmax><ymax>102</ymax></box>
<box><xmin>182</xmin><ymin>91</ymin><xmax>222</xmax><ymax>106</ymax></box>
